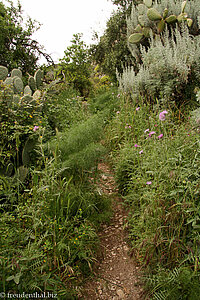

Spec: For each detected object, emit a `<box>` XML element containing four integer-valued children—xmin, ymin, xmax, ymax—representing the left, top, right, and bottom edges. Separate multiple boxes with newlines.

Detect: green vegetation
<box><xmin>0</xmin><ymin>1</ymin><xmax>53</xmax><ymax>74</ymax></box>
<box><xmin>1</xmin><ymin>0</ymin><xmax>200</xmax><ymax>298</ymax></box>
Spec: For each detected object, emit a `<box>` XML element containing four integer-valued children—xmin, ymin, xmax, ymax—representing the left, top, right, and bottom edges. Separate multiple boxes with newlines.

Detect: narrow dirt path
<box><xmin>80</xmin><ymin>162</ymin><xmax>145</xmax><ymax>300</ymax></box>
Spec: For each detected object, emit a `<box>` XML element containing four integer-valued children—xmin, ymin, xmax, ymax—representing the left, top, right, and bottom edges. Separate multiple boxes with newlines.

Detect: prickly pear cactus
<box><xmin>147</xmin><ymin>8</ymin><xmax>162</xmax><ymax>21</ymax></box>
<box><xmin>22</xmin><ymin>136</ymin><xmax>37</xmax><ymax>166</ymax></box>
<box><xmin>129</xmin><ymin>0</ymin><xmax>193</xmax><ymax>47</ymax></box>
<box><xmin>129</xmin><ymin>33</ymin><xmax>144</xmax><ymax>44</ymax></box>
<box><xmin>24</xmin><ymin>85</ymin><xmax>32</xmax><ymax>95</ymax></box>
<box><xmin>143</xmin><ymin>0</ymin><xmax>152</xmax><ymax>9</ymax></box>
<box><xmin>13</xmin><ymin>76</ymin><xmax>24</xmax><ymax>94</ymax></box>
<box><xmin>11</xmin><ymin>68</ymin><xmax>22</xmax><ymax>79</ymax></box>
<box><xmin>28</xmin><ymin>76</ymin><xmax>36</xmax><ymax>92</ymax></box>
<box><xmin>0</xmin><ymin>65</ymin><xmax>8</xmax><ymax>81</ymax></box>
<box><xmin>4</xmin><ymin>77</ymin><xmax>14</xmax><ymax>86</ymax></box>
<box><xmin>33</xmin><ymin>90</ymin><xmax>42</xmax><ymax>101</ymax></box>
<box><xmin>165</xmin><ymin>15</ymin><xmax>177</xmax><ymax>24</ymax></box>
<box><xmin>34</xmin><ymin>69</ymin><xmax>43</xmax><ymax>89</ymax></box>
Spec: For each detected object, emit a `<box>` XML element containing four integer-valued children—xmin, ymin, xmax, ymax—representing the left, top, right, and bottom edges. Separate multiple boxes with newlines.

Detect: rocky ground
<box><xmin>79</xmin><ymin>163</ymin><xmax>146</xmax><ymax>300</ymax></box>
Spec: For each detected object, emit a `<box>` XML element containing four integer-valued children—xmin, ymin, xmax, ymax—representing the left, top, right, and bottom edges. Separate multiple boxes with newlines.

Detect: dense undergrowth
<box><xmin>0</xmin><ymin>72</ymin><xmax>119</xmax><ymax>298</ymax></box>
<box><xmin>1</xmin><ymin>0</ymin><xmax>200</xmax><ymax>298</ymax></box>
<box><xmin>105</xmin><ymin>94</ymin><xmax>200</xmax><ymax>299</ymax></box>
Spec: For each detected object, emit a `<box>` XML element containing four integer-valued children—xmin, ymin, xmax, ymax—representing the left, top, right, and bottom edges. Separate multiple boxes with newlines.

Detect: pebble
<box><xmin>123</xmin><ymin>245</ymin><xmax>129</xmax><ymax>252</ymax></box>
<box><xmin>116</xmin><ymin>289</ymin><xmax>125</xmax><ymax>299</ymax></box>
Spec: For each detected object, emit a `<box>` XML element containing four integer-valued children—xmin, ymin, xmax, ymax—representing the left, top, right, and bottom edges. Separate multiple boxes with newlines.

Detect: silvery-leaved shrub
<box><xmin>118</xmin><ymin>0</ymin><xmax>200</xmax><ymax>106</ymax></box>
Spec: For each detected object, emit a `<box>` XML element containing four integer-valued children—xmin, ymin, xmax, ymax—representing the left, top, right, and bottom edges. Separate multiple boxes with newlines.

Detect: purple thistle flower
<box><xmin>149</xmin><ymin>131</ymin><xmax>156</xmax><ymax>137</ymax></box>
<box><xmin>134</xmin><ymin>144</ymin><xmax>140</xmax><ymax>148</ymax></box>
<box><xmin>139</xmin><ymin>150</ymin><xmax>143</xmax><ymax>154</ymax></box>
<box><xmin>158</xmin><ymin>134</ymin><xmax>163</xmax><ymax>139</ymax></box>
<box><xmin>33</xmin><ymin>126</ymin><xmax>39</xmax><ymax>132</ymax></box>
<box><xmin>136</xmin><ymin>107</ymin><xmax>140</xmax><ymax>111</ymax></box>
<box><xmin>159</xmin><ymin>110</ymin><xmax>168</xmax><ymax>121</ymax></box>
<box><xmin>129</xmin><ymin>125</ymin><xmax>132</xmax><ymax>129</ymax></box>
<box><xmin>144</xmin><ymin>128</ymin><xmax>149</xmax><ymax>133</ymax></box>
<box><xmin>146</xmin><ymin>181</ymin><xmax>152</xmax><ymax>185</ymax></box>
<box><xmin>116</xmin><ymin>111</ymin><xmax>120</xmax><ymax>114</ymax></box>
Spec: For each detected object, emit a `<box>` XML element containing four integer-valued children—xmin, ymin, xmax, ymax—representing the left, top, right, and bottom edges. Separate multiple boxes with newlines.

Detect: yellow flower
<box><xmin>29</xmin><ymin>115</ymin><xmax>33</xmax><ymax>118</ymax></box>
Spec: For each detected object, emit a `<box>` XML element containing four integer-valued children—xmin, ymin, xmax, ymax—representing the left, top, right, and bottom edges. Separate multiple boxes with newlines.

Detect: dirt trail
<box><xmin>80</xmin><ymin>162</ymin><xmax>145</xmax><ymax>300</ymax></box>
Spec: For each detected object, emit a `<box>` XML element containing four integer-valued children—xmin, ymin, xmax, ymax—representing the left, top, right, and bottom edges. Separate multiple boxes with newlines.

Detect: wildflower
<box><xmin>149</xmin><ymin>131</ymin><xmax>156</xmax><ymax>137</ymax></box>
<box><xmin>33</xmin><ymin>126</ymin><xmax>39</xmax><ymax>131</ymax></box>
<box><xmin>117</xmin><ymin>94</ymin><xmax>120</xmax><ymax>98</ymax></box>
<box><xmin>144</xmin><ymin>128</ymin><xmax>149</xmax><ymax>133</ymax></box>
<box><xmin>146</xmin><ymin>181</ymin><xmax>152</xmax><ymax>185</ymax></box>
<box><xmin>125</xmin><ymin>126</ymin><xmax>128</xmax><ymax>129</ymax></box>
<box><xmin>159</xmin><ymin>110</ymin><xmax>168</xmax><ymax>121</ymax></box>
<box><xmin>29</xmin><ymin>115</ymin><xmax>33</xmax><ymax>118</ymax></box>
<box><xmin>136</xmin><ymin>107</ymin><xmax>140</xmax><ymax>111</ymax></box>
<box><xmin>134</xmin><ymin>144</ymin><xmax>140</xmax><ymax>148</ymax></box>
<box><xmin>129</xmin><ymin>125</ymin><xmax>132</xmax><ymax>129</ymax></box>
<box><xmin>116</xmin><ymin>111</ymin><xmax>120</xmax><ymax>114</ymax></box>
<box><xmin>139</xmin><ymin>150</ymin><xmax>143</xmax><ymax>154</ymax></box>
<box><xmin>158</xmin><ymin>134</ymin><xmax>163</xmax><ymax>139</ymax></box>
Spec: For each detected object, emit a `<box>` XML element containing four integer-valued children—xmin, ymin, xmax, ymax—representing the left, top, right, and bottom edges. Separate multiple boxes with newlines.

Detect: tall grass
<box><xmin>105</xmin><ymin>94</ymin><xmax>200</xmax><ymax>298</ymax></box>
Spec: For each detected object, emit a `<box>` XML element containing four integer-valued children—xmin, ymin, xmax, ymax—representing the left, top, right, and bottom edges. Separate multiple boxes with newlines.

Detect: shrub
<box><xmin>118</xmin><ymin>0</ymin><xmax>200</xmax><ymax>106</ymax></box>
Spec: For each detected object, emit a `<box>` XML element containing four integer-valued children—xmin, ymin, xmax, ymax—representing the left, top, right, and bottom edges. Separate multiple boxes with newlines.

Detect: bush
<box><xmin>118</xmin><ymin>0</ymin><xmax>200</xmax><ymax>106</ymax></box>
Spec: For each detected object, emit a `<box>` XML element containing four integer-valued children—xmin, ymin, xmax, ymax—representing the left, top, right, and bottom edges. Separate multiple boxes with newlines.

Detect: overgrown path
<box><xmin>80</xmin><ymin>162</ymin><xmax>145</xmax><ymax>300</ymax></box>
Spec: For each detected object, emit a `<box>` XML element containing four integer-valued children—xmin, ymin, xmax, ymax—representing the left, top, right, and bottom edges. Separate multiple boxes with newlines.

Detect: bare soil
<box><xmin>79</xmin><ymin>162</ymin><xmax>145</xmax><ymax>300</ymax></box>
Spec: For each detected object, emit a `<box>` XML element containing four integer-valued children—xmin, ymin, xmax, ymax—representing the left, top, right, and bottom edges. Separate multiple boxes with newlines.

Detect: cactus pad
<box><xmin>138</xmin><ymin>4</ymin><xmax>146</xmax><ymax>15</ymax></box>
<box><xmin>138</xmin><ymin>15</ymin><xmax>146</xmax><ymax>27</ymax></box>
<box><xmin>33</xmin><ymin>90</ymin><xmax>41</xmax><ymax>101</ymax></box>
<box><xmin>0</xmin><ymin>65</ymin><xmax>8</xmax><ymax>81</ymax></box>
<box><xmin>21</xmin><ymin>94</ymin><xmax>33</xmax><ymax>103</ymax></box>
<box><xmin>163</xmin><ymin>8</ymin><xmax>168</xmax><ymax>19</ymax></box>
<box><xmin>129</xmin><ymin>33</ymin><xmax>144</xmax><ymax>44</ymax></box>
<box><xmin>22</xmin><ymin>136</ymin><xmax>37</xmax><ymax>166</ymax></box>
<box><xmin>157</xmin><ymin>19</ymin><xmax>165</xmax><ymax>33</ymax></box>
<box><xmin>147</xmin><ymin>8</ymin><xmax>162</xmax><ymax>21</ymax></box>
<box><xmin>143</xmin><ymin>27</ymin><xmax>151</xmax><ymax>37</ymax></box>
<box><xmin>13</xmin><ymin>94</ymin><xmax>20</xmax><ymax>104</ymax></box>
<box><xmin>165</xmin><ymin>15</ymin><xmax>177</xmax><ymax>24</ymax></box>
<box><xmin>13</xmin><ymin>76</ymin><xmax>24</xmax><ymax>94</ymax></box>
<box><xmin>4</xmin><ymin>77</ymin><xmax>14</xmax><ymax>87</ymax></box>
<box><xmin>28</xmin><ymin>76</ymin><xmax>36</xmax><ymax>92</ymax></box>
<box><xmin>144</xmin><ymin>0</ymin><xmax>152</xmax><ymax>8</ymax></box>
<box><xmin>24</xmin><ymin>85</ymin><xmax>32</xmax><ymax>95</ymax></box>
<box><xmin>11</xmin><ymin>68</ymin><xmax>22</xmax><ymax>78</ymax></box>
<box><xmin>16</xmin><ymin>166</ymin><xmax>29</xmax><ymax>182</ymax></box>
<box><xmin>135</xmin><ymin>24</ymin><xmax>143</xmax><ymax>33</ymax></box>
<box><xmin>187</xmin><ymin>18</ymin><xmax>193</xmax><ymax>27</ymax></box>
<box><xmin>34</xmin><ymin>69</ymin><xmax>43</xmax><ymax>89</ymax></box>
